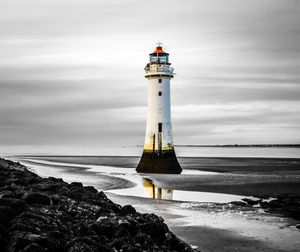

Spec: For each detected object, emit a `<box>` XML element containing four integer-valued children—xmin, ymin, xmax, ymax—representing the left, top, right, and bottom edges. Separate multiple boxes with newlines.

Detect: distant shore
<box><xmin>172</xmin><ymin>144</ymin><xmax>299</xmax><ymax>148</ymax></box>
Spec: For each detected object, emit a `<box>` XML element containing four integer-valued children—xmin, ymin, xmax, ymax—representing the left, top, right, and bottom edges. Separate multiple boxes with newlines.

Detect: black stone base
<box><xmin>136</xmin><ymin>150</ymin><xmax>182</xmax><ymax>174</ymax></box>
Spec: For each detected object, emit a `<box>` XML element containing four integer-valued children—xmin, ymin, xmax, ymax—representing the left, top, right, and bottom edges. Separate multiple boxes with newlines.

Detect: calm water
<box><xmin>10</xmin><ymin>146</ymin><xmax>299</xmax><ymax>203</ymax></box>
<box><xmin>19</xmin><ymin>158</ymin><xmax>255</xmax><ymax>203</ymax></box>
<box><xmin>4</xmin><ymin>145</ymin><xmax>300</xmax><ymax>158</ymax></box>
<box><xmin>175</xmin><ymin>146</ymin><xmax>300</xmax><ymax>158</ymax></box>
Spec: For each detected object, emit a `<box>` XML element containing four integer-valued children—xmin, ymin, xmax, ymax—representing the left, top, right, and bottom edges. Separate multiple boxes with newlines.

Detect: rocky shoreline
<box><xmin>0</xmin><ymin>158</ymin><xmax>197</xmax><ymax>252</ymax></box>
<box><xmin>231</xmin><ymin>195</ymin><xmax>300</xmax><ymax>222</ymax></box>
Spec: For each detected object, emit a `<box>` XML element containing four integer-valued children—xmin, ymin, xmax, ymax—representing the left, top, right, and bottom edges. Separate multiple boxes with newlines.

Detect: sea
<box><xmin>9</xmin><ymin>145</ymin><xmax>300</xmax><ymax>204</ymax></box>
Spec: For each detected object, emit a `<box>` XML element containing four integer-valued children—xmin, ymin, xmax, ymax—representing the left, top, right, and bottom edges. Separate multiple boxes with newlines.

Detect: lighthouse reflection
<box><xmin>142</xmin><ymin>178</ymin><xmax>173</xmax><ymax>200</ymax></box>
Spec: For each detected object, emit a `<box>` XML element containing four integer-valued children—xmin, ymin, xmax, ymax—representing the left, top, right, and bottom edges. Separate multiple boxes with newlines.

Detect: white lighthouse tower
<box><xmin>136</xmin><ymin>43</ymin><xmax>182</xmax><ymax>174</ymax></box>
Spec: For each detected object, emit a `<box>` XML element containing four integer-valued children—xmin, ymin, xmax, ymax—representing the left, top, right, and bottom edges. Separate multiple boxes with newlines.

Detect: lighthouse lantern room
<box><xmin>136</xmin><ymin>43</ymin><xmax>182</xmax><ymax>174</ymax></box>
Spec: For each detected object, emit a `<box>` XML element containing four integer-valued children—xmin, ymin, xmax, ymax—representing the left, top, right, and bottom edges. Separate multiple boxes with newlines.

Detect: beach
<box><xmin>0</xmin><ymin>158</ymin><xmax>196</xmax><ymax>252</ymax></box>
<box><xmin>9</xmin><ymin>153</ymin><xmax>300</xmax><ymax>252</ymax></box>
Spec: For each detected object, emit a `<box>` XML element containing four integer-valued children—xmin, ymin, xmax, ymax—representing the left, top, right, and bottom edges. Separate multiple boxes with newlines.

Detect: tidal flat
<box><xmin>10</xmin><ymin>155</ymin><xmax>300</xmax><ymax>252</ymax></box>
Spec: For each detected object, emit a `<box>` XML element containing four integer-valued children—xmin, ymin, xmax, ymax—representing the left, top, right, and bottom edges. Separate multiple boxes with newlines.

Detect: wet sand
<box><xmin>18</xmin><ymin>156</ymin><xmax>300</xmax><ymax>196</ymax></box>
<box><xmin>19</xmin><ymin>155</ymin><xmax>300</xmax><ymax>172</ymax></box>
<box><xmin>144</xmin><ymin>173</ymin><xmax>300</xmax><ymax>196</ymax></box>
<box><xmin>107</xmin><ymin>193</ymin><xmax>299</xmax><ymax>252</ymax></box>
<box><xmin>12</xmin><ymin>155</ymin><xmax>300</xmax><ymax>252</ymax></box>
<box><xmin>19</xmin><ymin>159</ymin><xmax>135</xmax><ymax>191</ymax></box>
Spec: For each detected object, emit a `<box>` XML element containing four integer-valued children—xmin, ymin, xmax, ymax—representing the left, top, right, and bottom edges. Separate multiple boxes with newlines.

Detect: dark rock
<box><xmin>135</xmin><ymin>231</ymin><xmax>153</xmax><ymax>247</ymax></box>
<box><xmin>66</xmin><ymin>236</ymin><xmax>112</xmax><ymax>252</ymax></box>
<box><xmin>67</xmin><ymin>242</ymin><xmax>94</xmax><ymax>252</ymax></box>
<box><xmin>25</xmin><ymin>177</ymin><xmax>42</xmax><ymax>185</ymax></box>
<box><xmin>24</xmin><ymin>193</ymin><xmax>51</xmax><ymax>205</ymax></box>
<box><xmin>0</xmin><ymin>198</ymin><xmax>27</xmax><ymax>214</ymax></box>
<box><xmin>284</xmin><ymin>206</ymin><xmax>300</xmax><ymax>220</ymax></box>
<box><xmin>0</xmin><ymin>223</ymin><xmax>8</xmax><ymax>248</ymax></box>
<box><xmin>35</xmin><ymin>182</ymin><xmax>60</xmax><ymax>192</ymax></box>
<box><xmin>286</xmin><ymin>196</ymin><xmax>300</xmax><ymax>207</ymax></box>
<box><xmin>255</xmin><ymin>195</ymin><xmax>270</xmax><ymax>200</ymax></box>
<box><xmin>259</xmin><ymin>201</ymin><xmax>269</xmax><ymax>208</ymax></box>
<box><xmin>48</xmin><ymin>177</ymin><xmax>64</xmax><ymax>183</ymax></box>
<box><xmin>110</xmin><ymin>236</ymin><xmax>133</xmax><ymax>250</ymax></box>
<box><xmin>242</xmin><ymin>198</ymin><xmax>261</xmax><ymax>206</ymax></box>
<box><xmin>121</xmin><ymin>205</ymin><xmax>136</xmax><ymax>216</ymax></box>
<box><xmin>258</xmin><ymin>195</ymin><xmax>300</xmax><ymax>220</ymax></box>
<box><xmin>95</xmin><ymin>204</ymin><xmax>117</xmax><ymax>218</ymax></box>
<box><xmin>71</xmin><ymin>182</ymin><xmax>83</xmax><ymax>188</ymax></box>
<box><xmin>143</xmin><ymin>221</ymin><xmax>168</xmax><ymax>242</ymax></box>
<box><xmin>268</xmin><ymin>200</ymin><xmax>284</xmax><ymax>208</ymax></box>
<box><xmin>90</xmin><ymin>219</ymin><xmax>118</xmax><ymax>239</ymax></box>
<box><xmin>84</xmin><ymin>186</ymin><xmax>98</xmax><ymax>194</ymax></box>
<box><xmin>0</xmin><ymin>206</ymin><xmax>17</xmax><ymax>225</ymax></box>
<box><xmin>51</xmin><ymin>195</ymin><xmax>60</xmax><ymax>205</ymax></box>
<box><xmin>296</xmin><ymin>224</ymin><xmax>300</xmax><ymax>230</ymax></box>
<box><xmin>1</xmin><ymin>191</ymin><xmax>17</xmax><ymax>199</ymax></box>
<box><xmin>230</xmin><ymin>201</ymin><xmax>247</xmax><ymax>206</ymax></box>
<box><xmin>166</xmin><ymin>231</ymin><xmax>195</xmax><ymax>252</ymax></box>
<box><xmin>8</xmin><ymin>235</ymin><xmax>32</xmax><ymax>252</ymax></box>
<box><xmin>10</xmin><ymin>222</ymin><xmax>41</xmax><ymax>234</ymax></box>
<box><xmin>97</xmin><ymin>191</ymin><xmax>107</xmax><ymax>200</ymax></box>
<box><xmin>19</xmin><ymin>243</ymin><xmax>45</xmax><ymax>252</ymax></box>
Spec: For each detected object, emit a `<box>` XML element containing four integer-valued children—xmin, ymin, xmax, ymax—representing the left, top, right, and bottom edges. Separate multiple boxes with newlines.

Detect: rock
<box><xmin>8</xmin><ymin>235</ymin><xmax>32</xmax><ymax>252</ymax></box>
<box><xmin>84</xmin><ymin>186</ymin><xmax>98</xmax><ymax>194</ymax></box>
<box><xmin>0</xmin><ymin>223</ymin><xmax>8</xmax><ymax>249</ymax></box>
<box><xmin>0</xmin><ymin>206</ymin><xmax>17</xmax><ymax>225</ymax></box>
<box><xmin>0</xmin><ymin>198</ymin><xmax>27</xmax><ymax>214</ymax></box>
<box><xmin>35</xmin><ymin>182</ymin><xmax>60</xmax><ymax>193</ymax></box>
<box><xmin>1</xmin><ymin>191</ymin><xmax>17</xmax><ymax>199</ymax></box>
<box><xmin>121</xmin><ymin>205</ymin><xmax>136</xmax><ymax>216</ymax></box>
<box><xmin>10</xmin><ymin>222</ymin><xmax>41</xmax><ymax>234</ymax></box>
<box><xmin>143</xmin><ymin>221</ymin><xmax>168</xmax><ymax>242</ymax></box>
<box><xmin>66</xmin><ymin>236</ymin><xmax>112</xmax><ymax>252</ymax></box>
<box><xmin>96</xmin><ymin>191</ymin><xmax>107</xmax><ymax>200</ymax></box>
<box><xmin>70</xmin><ymin>182</ymin><xmax>83</xmax><ymax>188</ymax></box>
<box><xmin>255</xmin><ymin>195</ymin><xmax>270</xmax><ymax>200</ymax></box>
<box><xmin>165</xmin><ymin>231</ymin><xmax>195</xmax><ymax>252</ymax></box>
<box><xmin>67</xmin><ymin>242</ymin><xmax>94</xmax><ymax>252</ymax></box>
<box><xmin>95</xmin><ymin>204</ymin><xmax>117</xmax><ymax>218</ymax></box>
<box><xmin>90</xmin><ymin>220</ymin><xmax>118</xmax><ymax>239</ymax></box>
<box><xmin>242</xmin><ymin>198</ymin><xmax>262</xmax><ymax>206</ymax></box>
<box><xmin>135</xmin><ymin>231</ymin><xmax>153</xmax><ymax>247</ymax></box>
<box><xmin>25</xmin><ymin>193</ymin><xmax>51</xmax><ymax>205</ymax></box>
<box><xmin>25</xmin><ymin>177</ymin><xmax>42</xmax><ymax>185</ymax></box>
<box><xmin>284</xmin><ymin>206</ymin><xmax>300</xmax><ymax>220</ymax></box>
<box><xmin>230</xmin><ymin>201</ymin><xmax>247</xmax><ymax>206</ymax></box>
<box><xmin>286</xmin><ymin>196</ymin><xmax>300</xmax><ymax>207</ymax></box>
<box><xmin>268</xmin><ymin>200</ymin><xmax>284</xmax><ymax>208</ymax></box>
<box><xmin>48</xmin><ymin>177</ymin><xmax>64</xmax><ymax>183</ymax></box>
<box><xmin>51</xmin><ymin>195</ymin><xmax>60</xmax><ymax>205</ymax></box>
<box><xmin>19</xmin><ymin>243</ymin><xmax>45</xmax><ymax>252</ymax></box>
<box><xmin>259</xmin><ymin>201</ymin><xmax>269</xmax><ymax>208</ymax></box>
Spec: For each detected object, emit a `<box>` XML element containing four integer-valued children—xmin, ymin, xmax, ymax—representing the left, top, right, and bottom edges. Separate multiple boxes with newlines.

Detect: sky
<box><xmin>0</xmin><ymin>0</ymin><xmax>300</xmax><ymax>155</ymax></box>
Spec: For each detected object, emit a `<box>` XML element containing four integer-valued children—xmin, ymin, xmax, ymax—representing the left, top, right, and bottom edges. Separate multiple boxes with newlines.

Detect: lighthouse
<box><xmin>136</xmin><ymin>43</ymin><xmax>182</xmax><ymax>174</ymax></box>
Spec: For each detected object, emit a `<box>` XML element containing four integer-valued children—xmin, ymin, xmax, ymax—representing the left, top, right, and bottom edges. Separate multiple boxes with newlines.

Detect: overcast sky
<box><xmin>0</xmin><ymin>0</ymin><xmax>300</xmax><ymax>155</ymax></box>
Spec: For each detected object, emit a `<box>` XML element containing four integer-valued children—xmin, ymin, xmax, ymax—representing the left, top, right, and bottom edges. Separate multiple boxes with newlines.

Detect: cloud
<box><xmin>0</xmin><ymin>0</ymin><xmax>300</xmax><ymax>154</ymax></box>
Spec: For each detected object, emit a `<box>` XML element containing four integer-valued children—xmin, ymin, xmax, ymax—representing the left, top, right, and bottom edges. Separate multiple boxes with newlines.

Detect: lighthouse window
<box><xmin>159</xmin><ymin>79</ymin><xmax>162</xmax><ymax>83</ymax></box>
<box><xmin>158</xmin><ymin>123</ymin><xmax>162</xmax><ymax>132</ymax></box>
<box><xmin>158</xmin><ymin>91</ymin><xmax>162</xmax><ymax>96</ymax></box>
